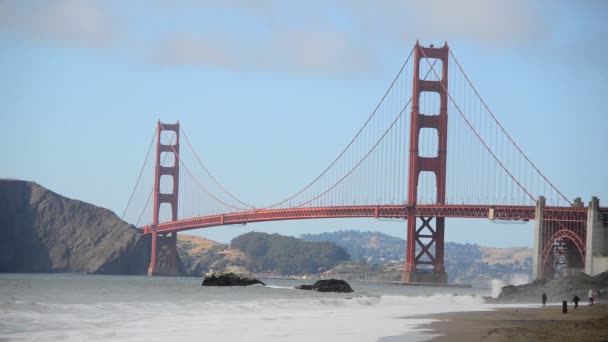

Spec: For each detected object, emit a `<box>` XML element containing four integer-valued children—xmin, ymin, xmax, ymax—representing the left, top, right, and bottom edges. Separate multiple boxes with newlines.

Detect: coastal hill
<box><xmin>177</xmin><ymin>234</ymin><xmax>248</xmax><ymax>275</ymax></box>
<box><xmin>0</xmin><ymin>179</ymin><xmax>151</xmax><ymax>274</ymax></box>
<box><xmin>301</xmin><ymin>230</ymin><xmax>533</xmax><ymax>284</ymax></box>
<box><xmin>177</xmin><ymin>232</ymin><xmax>350</xmax><ymax>276</ymax></box>
<box><xmin>177</xmin><ymin>230</ymin><xmax>533</xmax><ymax>285</ymax></box>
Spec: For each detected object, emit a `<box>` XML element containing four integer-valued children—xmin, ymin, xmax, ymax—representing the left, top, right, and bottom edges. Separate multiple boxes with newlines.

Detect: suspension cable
<box><xmin>297</xmin><ymin>97</ymin><xmax>412</xmax><ymax>208</ymax></box>
<box><xmin>260</xmin><ymin>46</ymin><xmax>416</xmax><ymax>209</ymax></box>
<box><xmin>181</xmin><ymin>127</ymin><xmax>255</xmax><ymax>209</ymax></box>
<box><xmin>419</xmin><ymin>48</ymin><xmax>536</xmax><ymax>202</ymax></box>
<box><xmin>160</xmin><ymin>125</ymin><xmax>250</xmax><ymax>211</ymax></box>
<box><xmin>449</xmin><ymin>50</ymin><xmax>571</xmax><ymax>206</ymax></box>
<box><xmin>135</xmin><ymin>128</ymin><xmax>175</xmax><ymax>227</ymax></box>
<box><xmin>122</xmin><ymin>126</ymin><xmax>158</xmax><ymax>219</ymax></box>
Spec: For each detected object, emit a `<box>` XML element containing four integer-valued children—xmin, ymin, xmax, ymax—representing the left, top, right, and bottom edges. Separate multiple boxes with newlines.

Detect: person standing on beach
<box><xmin>542</xmin><ymin>292</ymin><xmax>547</xmax><ymax>307</ymax></box>
<box><xmin>572</xmin><ymin>295</ymin><xmax>581</xmax><ymax>309</ymax></box>
<box><xmin>588</xmin><ymin>289</ymin><xmax>594</xmax><ymax>305</ymax></box>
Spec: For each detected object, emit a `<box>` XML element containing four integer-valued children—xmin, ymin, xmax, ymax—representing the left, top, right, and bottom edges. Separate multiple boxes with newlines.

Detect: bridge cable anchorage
<box><xmin>448</xmin><ymin>50</ymin><xmax>571</xmax><ymax>206</ymax></box>
<box><xmin>258</xmin><ymin>46</ymin><xmax>416</xmax><ymax>210</ymax></box>
<box><xmin>159</xmin><ymin>125</ymin><xmax>251</xmax><ymax>212</ymax></box>
<box><xmin>180</xmin><ymin>127</ymin><xmax>255</xmax><ymax>209</ymax></box>
<box><xmin>122</xmin><ymin>125</ymin><xmax>158</xmax><ymax>220</ymax></box>
<box><xmin>135</xmin><ymin>128</ymin><xmax>176</xmax><ymax>227</ymax></box>
<box><xmin>419</xmin><ymin>48</ymin><xmax>537</xmax><ymax>203</ymax></box>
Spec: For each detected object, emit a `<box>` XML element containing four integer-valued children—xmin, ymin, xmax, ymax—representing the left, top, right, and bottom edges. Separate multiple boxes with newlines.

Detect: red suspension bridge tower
<box><xmin>404</xmin><ymin>42</ymin><xmax>449</xmax><ymax>283</ymax></box>
<box><xmin>148</xmin><ymin>121</ymin><xmax>180</xmax><ymax>276</ymax></box>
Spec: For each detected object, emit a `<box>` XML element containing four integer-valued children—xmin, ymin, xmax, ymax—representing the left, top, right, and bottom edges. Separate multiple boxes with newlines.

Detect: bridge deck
<box><xmin>141</xmin><ymin>204</ymin><xmax>606</xmax><ymax>234</ymax></box>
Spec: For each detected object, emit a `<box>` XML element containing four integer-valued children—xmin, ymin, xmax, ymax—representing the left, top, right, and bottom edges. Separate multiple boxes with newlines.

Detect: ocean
<box><xmin>0</xmin><ymin>274</ymin><xmax>533</xmax><ymax>341</ymax></box>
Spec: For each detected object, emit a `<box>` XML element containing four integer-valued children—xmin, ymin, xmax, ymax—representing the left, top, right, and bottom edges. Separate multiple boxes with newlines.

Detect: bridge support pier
<box><xmin>148</xmin><ymin>231</ymin><xmax>179</xmax><ymax>276</ymax></box>
<box><xmin>532</xmin><ymin>196</ymin><xmax>545</xmax><ymax>280</ymax></box>
<box><xmin>403</xmin><ymin>216</ymin><xmax>447</xmax><ymax>284</ymax></box>
<box><xmin>534</xmin><ymin>196</ymin><xmax>590</xmax><ymax>280</ymax></box>
<box><xmin>586</xmin><ymin>197</ymin><xmax>608</xmax><ymax>276</ymax></box>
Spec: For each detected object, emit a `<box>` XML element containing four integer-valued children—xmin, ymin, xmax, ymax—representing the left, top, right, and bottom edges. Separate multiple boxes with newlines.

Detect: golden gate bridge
<box><xmin>122</xmin><ymin>42</ymin><xmax>608</xmax><ymax>283</ymax></box>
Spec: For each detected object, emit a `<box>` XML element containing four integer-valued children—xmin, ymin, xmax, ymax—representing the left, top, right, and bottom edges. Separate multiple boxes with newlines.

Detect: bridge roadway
<box><xmin>142</xmin><ymin>204</ymin><xmax>608</xmax><ymax>234</ymax></box>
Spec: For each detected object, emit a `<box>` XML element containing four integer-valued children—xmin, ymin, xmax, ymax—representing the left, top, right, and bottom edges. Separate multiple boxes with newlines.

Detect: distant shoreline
<box><xmin>422</xmin><ymin>303</ymin><xmax>608</xmax><ymax>341</ymax></box>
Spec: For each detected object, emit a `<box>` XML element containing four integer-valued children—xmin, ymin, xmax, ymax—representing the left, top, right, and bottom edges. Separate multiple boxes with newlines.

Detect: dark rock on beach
<box><xmin>296</xmin><ymin>279</ymin><xmax>354</xmax><ymax>293</ymax></box>
<box><xmin>202</xmin><ymin>266</ymin><xmax>265</xmax><ymax>286</ymax></box>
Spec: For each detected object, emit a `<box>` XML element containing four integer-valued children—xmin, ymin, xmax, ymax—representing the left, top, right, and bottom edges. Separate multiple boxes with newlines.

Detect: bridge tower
<box><xmin>404</xmin><ymin>42</ymin><xmax>449</xmax><ymax>284</ymax></box>
<box><xmin>148</xmin><ymin>121</ymin><xmax>180</xmax><ymax>276</ymax></box>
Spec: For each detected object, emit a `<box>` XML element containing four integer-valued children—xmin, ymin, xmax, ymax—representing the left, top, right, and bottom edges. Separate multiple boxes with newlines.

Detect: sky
<box><xmin>1</xmin><ymin>0</ymin><xmax>607</xmax><ymax>247</ymax></box>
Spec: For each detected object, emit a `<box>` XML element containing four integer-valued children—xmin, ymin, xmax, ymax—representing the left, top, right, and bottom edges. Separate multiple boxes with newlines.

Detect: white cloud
<box><xmin>149</xmin><ymin>29</ymin><xmax>375</xmax><ymax>75</ymax></box>
<box><xmin>149</xmin><ymin>33</ymin><xmax>238</xmax><ymax>69</ymax></box>
<box><xmin>0</xmin><ymin>0</ymin><xmax>553</xmax><ymax>74</ymax></box>
<box><xmin>335</xmin><ymin>0</ymin><xmax>549</xmax><ymax>46</ymax></box>
<box><xmin>145</xmin><ymin>0</ymin><xmax>549</xmax><ymax>73</ymax></box>
<box><xmin>270</xmin><ymin>30</ymin><xmax>374</xmax><ymax>74</ymax></box>
<box><xmin>0</xmin><ymin>0</ymin><xmax>119</xmax><ymax>49</ymax></box>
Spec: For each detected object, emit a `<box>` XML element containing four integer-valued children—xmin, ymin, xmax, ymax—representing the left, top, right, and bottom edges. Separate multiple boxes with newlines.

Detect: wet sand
<box><xmin>424</xmin><ymin>303</ymin><xmax>608</xmax><ymax>341</ymax></box>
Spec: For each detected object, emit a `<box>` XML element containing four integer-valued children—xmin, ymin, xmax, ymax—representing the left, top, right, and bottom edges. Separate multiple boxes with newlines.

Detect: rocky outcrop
<box><xmin>494</xmin><ymin>272</ymin><xmax>608</xmax><ymax>303</ymax></box>
<box><xmin>296</xmin><ymin>279</ymin><xmax>354</xmax><ymax>293</ymax></box>
<box><xmin>202</xmin><ymin>266</ymin><xmax>265</xmax><ymax>286</ymax></box>
<box><xmin>0</xmin><ymin>179</ymin><xmax>156</xmax><ymax>274</ymax></box>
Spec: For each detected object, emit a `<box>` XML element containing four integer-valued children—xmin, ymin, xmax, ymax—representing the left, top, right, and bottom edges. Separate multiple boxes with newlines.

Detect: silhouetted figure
<box><xmin>588</xmin><ymin>289</ymin><xmax>594</xmax><ymax>305</ymax></box>
<box><xmin>572</xmin><ymin>295</ymin><xmax>581</xmax><ymax>309</ymax></box>
<box><xmin>542</xmin><ymin>292</ymin><xmax>547</xmax><ymax>307</ymax></box>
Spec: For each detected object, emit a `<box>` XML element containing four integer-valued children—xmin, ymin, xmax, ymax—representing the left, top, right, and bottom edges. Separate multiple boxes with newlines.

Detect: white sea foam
<box><xmin>263</xmin><ymin>284</ymin><xmax>297</xmax><ymax>290</ymax></box>
<box><xmin>0</xmin><ymin>274</ymin><xmax>533</xmax><ymax>342</ymax></box>
<box><xmin>490</xmin><ymin>273</ymin><xmax>530</xmax><ymax>298</ymax></box>
<box><xmin>1</xmin><ymin>294</ymin><xmax>489</xmax><ymax>341</ymax></box>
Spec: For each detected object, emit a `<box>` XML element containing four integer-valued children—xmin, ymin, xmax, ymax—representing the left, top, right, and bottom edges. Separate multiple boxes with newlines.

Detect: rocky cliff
<box><xmin>0</xmin><ymin>179</ymin><xmax>150</xmax><ymax>274</ymax></box>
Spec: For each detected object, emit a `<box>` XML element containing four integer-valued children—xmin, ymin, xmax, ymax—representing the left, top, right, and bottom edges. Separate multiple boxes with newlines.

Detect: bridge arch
<box><xmin>541</xmin><ymin>228</ymin><xmax>586</xmax><ymax>279</ymax></box>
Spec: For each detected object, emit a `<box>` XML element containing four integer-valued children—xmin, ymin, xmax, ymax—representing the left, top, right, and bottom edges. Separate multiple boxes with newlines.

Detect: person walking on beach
<box><xmin>572</xmin><ymin>295</ymin><xmax>581</xmax><ymax>309</ymax></box>
<box><xmin>588</xmin><ymin>289</ymin><xmax>594</xmax><ymax>305</ymax></box>
<box><xmin>542</xmin><ymin>292</ymin><xmax>547</xmax><ymax>307</ymax></box>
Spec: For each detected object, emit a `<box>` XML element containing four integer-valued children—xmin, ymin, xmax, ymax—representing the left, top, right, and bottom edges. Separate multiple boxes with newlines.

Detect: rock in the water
<box><xmin>202</xmin><ymin>266</ymin><xmax>265</xmax><ymax>286</ymax></box>
<box><xmin>296</xmin><ymin>279</ymin><xmax>353</xmax><ymax>293</ymax></box>
<box><xmin>296</xmin><ymin>284</ymin><xmax>314</xmax><ymax>290</ymax></box>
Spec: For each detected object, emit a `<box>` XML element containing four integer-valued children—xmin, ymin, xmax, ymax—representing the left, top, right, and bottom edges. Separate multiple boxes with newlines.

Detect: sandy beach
<box><xmin>425</xmin><ymin>303</ymin><xmax>608</xmax><ymax>341</ymax></box>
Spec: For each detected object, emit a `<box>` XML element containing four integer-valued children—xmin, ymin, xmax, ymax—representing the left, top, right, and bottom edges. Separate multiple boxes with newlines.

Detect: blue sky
<box><xmin>1</xmin><ymin>1</ymin><xmax>606</xmax><ymax>247</ymax></box>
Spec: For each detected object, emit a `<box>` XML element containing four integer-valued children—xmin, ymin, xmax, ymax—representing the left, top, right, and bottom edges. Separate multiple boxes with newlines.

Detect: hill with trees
<box><xmin>231</xmin><ymin>232</ymin><xmax>350</xmax><ymax>274</ymax></box>
<box><xmin>177</xmin><ymin>232</ymin><xmax>350</xmax><ymax>276</ymax></box>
